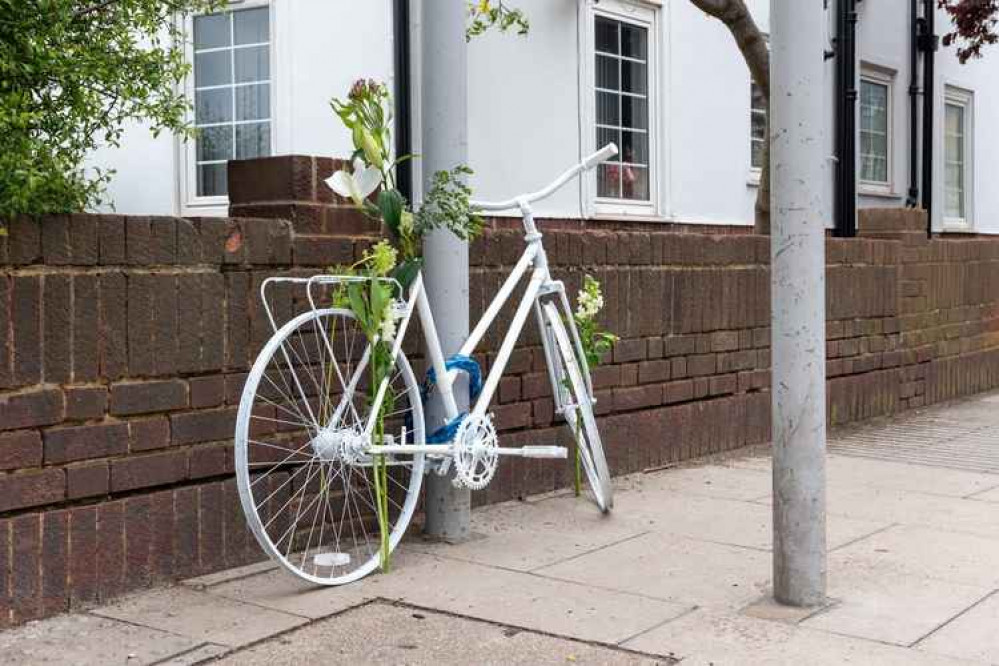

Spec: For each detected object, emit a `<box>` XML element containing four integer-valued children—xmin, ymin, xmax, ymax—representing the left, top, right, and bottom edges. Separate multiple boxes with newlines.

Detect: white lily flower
<box><xmin>325</xmin><ymin>158</ymin><xmax>382</xmax><ymax>207</ymax></box>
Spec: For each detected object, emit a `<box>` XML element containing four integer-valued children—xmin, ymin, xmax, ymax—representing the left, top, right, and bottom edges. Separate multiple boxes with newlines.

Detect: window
<box><xmin>592</xmin><ymin>9</ymin><xmax>653</xmax><ymax>206</ymax></box>
<box><xmin>859</xmin><ymin>74</ymin><xmax>891</xmax><ymax>187</ymax></box>
<box><xmin>944</xmin><ymin>87</ymin><xmax>973</xmax><ymax>225</ymax></box>
<box><xmin>750</xmin><ymin>82</ymin><xmax>766</xmax><ymax>170</ymax></box>
<box><xmin>191</xmin><ymin>6</ymin><xmax>272</xmax><ymax>199</ymax></box>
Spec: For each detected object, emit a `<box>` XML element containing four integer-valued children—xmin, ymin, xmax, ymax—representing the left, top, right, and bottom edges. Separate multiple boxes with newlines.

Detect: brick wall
<box><xmin>2</xmin><ymin>156</ymin><xmax>999</xmax><ymax>625</ymax></box>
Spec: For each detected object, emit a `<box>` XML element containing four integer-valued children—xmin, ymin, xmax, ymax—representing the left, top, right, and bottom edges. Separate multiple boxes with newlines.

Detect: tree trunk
<box><xmin>688</xmin><ymin>0</ymin><xmax>770</xmax><ymax>233</ymax></box>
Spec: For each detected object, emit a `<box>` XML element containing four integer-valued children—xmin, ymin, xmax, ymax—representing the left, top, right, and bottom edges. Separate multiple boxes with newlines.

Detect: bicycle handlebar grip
<box><xmin>521</xmin><ymin>446</ymin><xmax>568</xmax><ymax>459</ymax></box>
<box><xmin>583</xmin><ymin>143</ymin><xmax>619</xmax><ymax>170</ymax></box>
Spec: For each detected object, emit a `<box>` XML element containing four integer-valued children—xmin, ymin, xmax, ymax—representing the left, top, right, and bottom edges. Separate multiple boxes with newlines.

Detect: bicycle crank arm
<box><xmin>367</xmin><ymin>443</ymin><xmax>454</xmax><ymax>457</ymax></box>
<box><xmin>496</xmin><ymin>445</ymin><xmax>568</xmax><ymax>459</ymax></box>
<box><xmin>366</xmin><ymin>444</ymin><xmax>567</xmax><ymax>459</ymax></box>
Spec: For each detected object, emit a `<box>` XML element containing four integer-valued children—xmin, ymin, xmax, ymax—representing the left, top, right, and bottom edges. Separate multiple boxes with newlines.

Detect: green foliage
<box><xmin>574</xmin><ymin>275</ymin><xmax>618</xmax><ymax>369</ymax></box>
<box><xmin>329</xmin><ymin>81</ymin><xmax>483</xmax><ymax>266</ymax></box>
<box><xmin>414</xmin><ymin>165</ymin><xmax>483</xmax><ymax>243</ymax></box>
<box><xmin>330</xmin><ymin>79</ymin><xmax>393</xmax><ymax>181</ymax></box>
<box><xmin>0</xmin><ymin>0</ymin><xmax>222</xmax><ymax>219</ymax></box>
<box><xmin>569</xmin><ymin>274</ymin><xmax>616</xmax><ymax>496</ymax></box>
<box><xmin>467</xmin><ymin>0</ymin><xmax>530</xmax><ymax>41</ymax></box>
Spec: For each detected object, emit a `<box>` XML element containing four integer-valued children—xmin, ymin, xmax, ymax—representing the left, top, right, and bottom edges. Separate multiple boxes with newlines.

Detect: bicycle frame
<box><xmin>259</xmin><ymin>143</ymin><xmax>618</xmax><ymax>460</ymax></box>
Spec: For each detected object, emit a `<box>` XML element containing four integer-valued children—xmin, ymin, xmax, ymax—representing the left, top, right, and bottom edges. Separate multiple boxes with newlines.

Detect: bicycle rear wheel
<box><xmin>542</xmin><ymin>301</ymin><xmax>613</xmax><ymax>512</ymax></box>
<box><xmin>235</xmin><ymin>307</ymin><xmax>425</xmax><ymax>584</ymax></box>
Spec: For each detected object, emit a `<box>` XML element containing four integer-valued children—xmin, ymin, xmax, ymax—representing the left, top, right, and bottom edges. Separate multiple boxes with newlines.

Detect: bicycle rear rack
<box><xmin>259</xmin><ymin>275</ymin><xmax>404</xmax><ymax>335</ymax></box>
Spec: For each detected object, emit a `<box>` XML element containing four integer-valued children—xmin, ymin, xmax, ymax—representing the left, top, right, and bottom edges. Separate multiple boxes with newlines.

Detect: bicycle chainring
<box><xmin>451</xmin><ymin>414</ymin><xmax>499</xmax><ymax>490</ymax></box>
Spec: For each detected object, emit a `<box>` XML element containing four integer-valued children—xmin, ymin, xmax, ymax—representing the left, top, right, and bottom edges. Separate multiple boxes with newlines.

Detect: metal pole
<box><xmin>770</xmin><ymin>0</ymin><xmax>828</xmax><ymax>607</ymax></box>
<box><xmin>420</xmin><ymin>0</ymin><xmax>471</xmax><ymax>542</ymax></box>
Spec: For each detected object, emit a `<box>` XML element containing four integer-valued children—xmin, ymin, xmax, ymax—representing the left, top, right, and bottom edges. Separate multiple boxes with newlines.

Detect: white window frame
<box><xmin>178</xmin><ymin>0</ymin><xmax>277</xmax><ymax>216</ymax></box>
<box><xmin>858</xmin><ymin>66</ymin><xmax>894</xmax><ymax>197</ymax></box>
<box><xmin>942</xmin><ymin>85</ymin><xmax>974</xmax><ymax>230</ymax></box>
<box><xmin>579</xmin><ymin>0</ymin><xmax>661</xmax><ymax>218</ymax></box>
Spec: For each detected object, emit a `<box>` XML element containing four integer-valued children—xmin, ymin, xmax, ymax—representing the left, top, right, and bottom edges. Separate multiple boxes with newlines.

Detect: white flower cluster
<box><xmin>379</xmin><ymin>301</ymin><xmax>397</xmax><ymax>342</ymax></box>
<box><xmin>575</xmin><ymin>284</ymin><xmax>604</xmax><ymax>320</ymax></box>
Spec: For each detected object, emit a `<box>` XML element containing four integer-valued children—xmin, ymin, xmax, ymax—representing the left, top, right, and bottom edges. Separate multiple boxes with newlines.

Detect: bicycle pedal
<box><xmin>521</xmin><ymin>446</ymin><xmax>568</xmax><ymax>459</ymax></box>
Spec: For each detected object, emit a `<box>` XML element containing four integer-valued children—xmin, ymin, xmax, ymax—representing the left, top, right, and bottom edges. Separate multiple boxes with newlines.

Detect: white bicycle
<box><xmin>235</xmin><ymin>144</ymin><xmax>618</xmax><ymax>585</ymax></box>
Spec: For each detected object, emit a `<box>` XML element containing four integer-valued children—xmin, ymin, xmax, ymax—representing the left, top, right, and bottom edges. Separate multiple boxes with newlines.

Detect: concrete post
<box><xmin>420</xmin><ymin>0</ymin><xmax>471</xmax><ymax>541</ymax></box>
<box><xmin>770</xmin><ymin>0</ymin><xmax>828</xmax><ymax>606</ymax></box>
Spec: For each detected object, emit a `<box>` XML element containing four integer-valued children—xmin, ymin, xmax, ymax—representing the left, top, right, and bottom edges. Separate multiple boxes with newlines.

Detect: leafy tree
<box><xmin>940</xmin><ymin>0</ymin><xmax>999</xmax><ymax>63</ymax></box>
<box><xmin>0</xmin><ymin>0</ymin><xmax>220</xmax><ymax>220</ymax></box>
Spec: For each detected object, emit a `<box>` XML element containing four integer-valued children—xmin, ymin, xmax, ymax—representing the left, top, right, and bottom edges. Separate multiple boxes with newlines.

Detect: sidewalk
<box><xmin>4</xmin><ymin>392</ymin><xmax>999</xmax><ymax>665</ymax></box>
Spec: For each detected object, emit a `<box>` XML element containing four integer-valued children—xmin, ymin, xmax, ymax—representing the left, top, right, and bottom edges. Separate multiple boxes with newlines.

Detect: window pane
<box><xmin>946</xmin><ymin>103</ymin><xmax>964</xmax><ymax>136</ymax></box>
<box><xmin>621</xmin><ymin>130</ymin><xmax>648</xmax><ymax>166</ymax></box>
<box><xmin>751</xmin><ymin>139</ymin><xmax>764</xmax><ymax>169</ymax></box>
<box><xmin>597</xmin><ymin>127</ymin><xmax>621</xmax><ymax>161</ymax></box>
<box><xmin>197</xmin><ymin>163</ymin><xmax>228</xmax><ymax>197</ymax></box>
<box><xmin>751</xmin><ymin>111</ymin><xmax>766</xmax><ymax>141</ymax></box>
<box><xmin>621</xmin><ymin>60</ymin><xmax>647</xmax><ymax>95</ymax></box>
<box><xmin>594</xmin><ymin>16</ymin><xmax>650</xmax><ymax>203</ymax></box>
<box><xmin>196</xmin><ymin>88</ymin><xmax>233</xmax><ymax>124</ymax></box>
<box><xmin>621</xmin><ymin>96</ymin><xmax>647</xmax><ymax>130</ymax></box>
<box><xmin>236</xmin><ymin>83</ymin><xmax>269</xmax><ymax>121</ymax></box>
<box><xmin>194</xmin><ymin>14</ymin><xmax>229</xmax><ymax>50</ymax></box>
<box><xmin>624</xmin><ymin>166</ymin><xmax>649</xmax><ymax>201</ymax></box>
<box><xmin>596</xmin><ymin>54</ymin><xmax>619</xmax><ymax>90</ymax></box>
<box><xmin>595</xmin><ymin>17</ymin><xmax>618</xmax><ymax>55</ymax></box>
<box><xmin>751</xmin><ymin>83</ymin><xmax>766</xmax><ymax>112</ymax></box>
<box><xmin>859</xmin><ymin>78</ymin><xmax>890</xmax><ymax>183</ymax></box>
<box><xmin>597</xmin><ymin>163</ymin><xmax>621</xmax><ymax>198</ymax></box>
<box><xmin>197</xmin><ymin>125</ymin><xmax>233</xmax><ymax>161</ymax></box>
<box><xmin>596</xmin><ymin>91</ymin><xmax>619</xmax><ymax>126</ymax></box>
<box><xmin>234</xmin><ymin>7</ymin><xmax>269</xmax><ymax>45</ymax></box>
<box><xmin>620</xmin><ymin>23</ymin><xmax>647</xmax><ymax>61</ymax></box>
<box><xmin>235</xmin><ymin>45</ymin><xmax>269</xmax><ymax>83</ymax></box>
<box><xmin>195</xmin><ymin>50</ymin><xmax>231</xmax><ymax>87</ymax></box>
<box><xmin>861</xmin><ymin>80</ymin><xmax>888</xmax><ymax>132</ymax></box>
<box><xmin>235</xmin><ymin>122</ymin><xmax>271</xmax><ymax>159</ymax></box>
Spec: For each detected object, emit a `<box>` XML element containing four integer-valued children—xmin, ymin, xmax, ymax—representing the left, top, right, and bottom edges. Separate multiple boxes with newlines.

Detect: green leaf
<box><xmin>377</xmin><ymin>189</ymin><xmax>404</xmax><ymax>236</ymax></box>
<box><xmin>347</xmin><ymin>282</ymin><xmax>370</xmax><ymax>333</ymax></box>
<box><xmin>391</xmin><ymin>257</ymin><xmax>423</xmax><ymax>290</ymax></box>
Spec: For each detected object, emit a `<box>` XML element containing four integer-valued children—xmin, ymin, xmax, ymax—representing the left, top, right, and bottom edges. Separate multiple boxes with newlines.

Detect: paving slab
<box><xmin>966</xmin><ymin>484</ymin><xmax>999</xmax><ymax>502</ymax></box>
<box><xmin>91</xmin><ymin>585</ymin><xmax>308</xmax><ymax>648</ymax></box>
<box><xmin>800</xmin><ymin>569</ymin><xmax>989</xmax><ymax>646</ymax></box>
<box><xmin>182</xmin><ymin>559</ymin><xmax>278</xmax><ymax>589</ymax></box>
<box><xmin>534</xmin><ymin>531</ymin><xmax>771</xmax><ymax>609</ymax></box>
<box><xmin>346</xmin><ymin>550</ymin><xmax>690</xmax><ymax>645</ymax></box>
<box><xmin>215</xmin><ymin>600</ymin><xmax>669</xmax><ymax>665</ymax></box>
<box><xmin>205</xmin><ymin>565</ymin><xmax>373</xmax><ymax>619</ymax></box>
<box><xmin>623</xmin><ymin>607</ymin><xmax>971</xmax><ymax>665</ymax></box>
<box><xmin>824</xmin><ymin>455</ymin><xmax>999</xmax><ymax>498</ymax></box>
<box><xmin>405</xmin><ymin>497</ymin><xmax>646</xmax><ymax>572</ymax></box>
<box><xmin>916</xmin><ymin>591</ymin><xmax>999</xmax><ymax>663</ymax></box>
<box><xmin>0</xmin><ymin>613</ymin><xmax>203</xmax><ymax>666</ymax></box>
<box><xmin>829</xmin><ymin>523</ymin><xmax>999</xmax><ymax>588</ymax></box>
<box><xmin>623</xmin><ymin>464</ymin><xmax>773</xmax><ymax>502</ymax></box>
<box><xmin>606</xmin><ymin>488</ymin><xmax>888</xmax><ymax>553</ymax></box>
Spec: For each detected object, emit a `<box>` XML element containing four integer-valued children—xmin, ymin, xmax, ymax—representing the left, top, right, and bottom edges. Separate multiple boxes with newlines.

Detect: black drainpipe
<box><xmin>834</xmin><ymin>0</ymin><xmax>859</xmax><ymax>238</ymax></box>
<box><xmin>907</xmin><ymin>0</ymin><xmax>921</xmax><ymax>208</ymax></box>
<box><xmin>392</xmin><ymin>0</ymin><xmax>413</xmax><ymax>203</ymax></box>
<box><xmin>920</xmin><ymin>0</ymin><xmax>938</xmax><ymax>236</ymax></box>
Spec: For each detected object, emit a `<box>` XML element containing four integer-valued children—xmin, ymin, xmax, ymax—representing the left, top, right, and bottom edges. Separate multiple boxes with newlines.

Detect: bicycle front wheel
<box><xmin>542</xmin><ymin>301</ymin><xmax>613</xmax><ymax>512</ymax></box>
<box><xmin>235</xmin><ymin>307</ymin><xmax>425</xmax><ymax>585</ymax></box>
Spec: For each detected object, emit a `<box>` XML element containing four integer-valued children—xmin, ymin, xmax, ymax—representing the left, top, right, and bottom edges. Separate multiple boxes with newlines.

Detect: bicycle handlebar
<box><xmin>470</xmin><ymin>143</ymin><xmax>618</xmax><ymax>212</ymax></box>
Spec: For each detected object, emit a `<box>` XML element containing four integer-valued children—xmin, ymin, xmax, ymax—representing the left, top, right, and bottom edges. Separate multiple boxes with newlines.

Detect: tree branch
<box><xmin>688</xmin><ymin>0</ymin><xmax>770</xmax><ymax>232</ymax></box>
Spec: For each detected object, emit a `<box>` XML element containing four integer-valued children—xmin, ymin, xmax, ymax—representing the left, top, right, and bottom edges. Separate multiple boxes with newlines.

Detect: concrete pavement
<box><xmin>4</xmin><ymin>391</ymin><xmax>999</xmax><ymax>664</ymax></box>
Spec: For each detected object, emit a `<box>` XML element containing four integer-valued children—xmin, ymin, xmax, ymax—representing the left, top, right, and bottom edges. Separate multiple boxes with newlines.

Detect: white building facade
<box><xmin>93</xmin><ymin>0</ymin><xmax>999</xmax><ymax>234</ymax></box>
